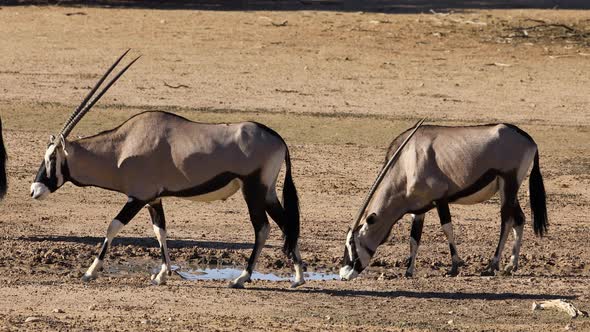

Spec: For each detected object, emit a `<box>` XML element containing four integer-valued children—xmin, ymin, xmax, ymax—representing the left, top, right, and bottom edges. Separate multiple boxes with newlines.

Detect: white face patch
<box><xmin>345</xmin><ymin>230</ymin><xmax>354</xmax><ymax>260</ymax></box>
<box><xmin>30</xmin><ymin>182</ymin><xmax>50</xmax><ymax>200</ymax></box>
<box><xmin>44</xmin><ymin>143</ymin><xmax>66</xmax><ymax>188</ymax></box>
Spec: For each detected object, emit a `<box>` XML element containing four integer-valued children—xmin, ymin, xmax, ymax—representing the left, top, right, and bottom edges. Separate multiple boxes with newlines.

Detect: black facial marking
<box><xmin>366</xmin><ymin>213</ymin><xmax>377</xmax><ymax>225</ymax></box>
<box><xmin>34</xmin><ymin>160</ymin><xmax>58</xmax><ymax>191</ymax></box>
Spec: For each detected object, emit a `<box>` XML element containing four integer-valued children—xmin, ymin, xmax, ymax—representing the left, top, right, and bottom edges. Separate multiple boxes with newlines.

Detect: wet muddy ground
<box><xmin>0</xmin><ymin>5</ymin><xmax>589</xmax><ymax>331</ymax></box>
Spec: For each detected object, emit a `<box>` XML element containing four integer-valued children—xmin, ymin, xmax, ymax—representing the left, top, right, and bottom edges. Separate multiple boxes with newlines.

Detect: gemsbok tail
<box><xmin>282</xmin><ymin>147</ymin><xmax>300</xmax><ymax>258</ymax></box>
<box><xmin>0</xmin><ymin>117</ymin><xmax>7</xmax><ymax>200</ymax></box>
<box><xmin>529</xmin><ymin>151</ymin><xmax>548</xmax><ymax>236</ymax></box>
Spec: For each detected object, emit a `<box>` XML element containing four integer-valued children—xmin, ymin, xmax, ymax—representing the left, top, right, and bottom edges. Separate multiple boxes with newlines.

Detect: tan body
<box><xmin>66</xmin><ymin>111</ymin><xmax>285</xmax><ymax>202</ymax></box>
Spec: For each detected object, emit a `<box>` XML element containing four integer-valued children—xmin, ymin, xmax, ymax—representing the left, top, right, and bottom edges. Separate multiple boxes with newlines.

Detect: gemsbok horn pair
<box><xmin>31</xmin><ymin>50</ymin><xmax>305</xmax><ymax>288</ymax></box>
<box><xmin>340</xmin><ymin>120</ymin><xmax>548</xmax><ymax>280</ymax></box>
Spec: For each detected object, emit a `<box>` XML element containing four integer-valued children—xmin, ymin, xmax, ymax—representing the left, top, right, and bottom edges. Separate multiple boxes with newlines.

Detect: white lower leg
<box><xmin>406</xmin><ymin>237</ymin><xmax>419</xmax><ymax>277</ymax></box>
<box><xmin>82</xmin><ymin>257</ymin><xmax>104</xmax><ymax>281</ymax></box>
<box><xmin>82</xmin><ymin>219</ymin><xmax>124</xmax><ymax>281</ymax></box>
<box><xmin>151</xmin><ymin>224</ymin><xmax>171</xmax><ymax>285</ymax></box>
<box><xmin>291</xmin><ymin>246</ymin><xmax>305</xmax><ymax>288</ymax></box>
<box><xmin>506</xmin><ymin>225</ymin><xmax>524</xmax><ymax>272</ymax></box>
<box><xmin>230</xmin><ymin>224</ymin><xmax>269</xmax><ymax>288</ymax></box>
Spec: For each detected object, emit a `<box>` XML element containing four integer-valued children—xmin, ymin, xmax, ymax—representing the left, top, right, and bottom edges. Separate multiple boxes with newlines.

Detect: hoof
<box><xmin>228</xmin><ymin>281</ymin><xmax>245</xmax><ymax>289</ymax></box>
<box><xmin>81</xmin><ymin>274</ymin><xmax>97</xmax><ymax>282</ymax></box>
<box><xmin>403</xmin><ymin>256</ymin><xmax>412</xmax><ymax>268</ymax></box>
<box><xmin>290</xmin><ymin>280</ymin><xmax>305</xmax><ymax>288</ymax></box>
<box><xmin>501</xmin><ymin>264</ymin><xmax>517</xmax><ymax>276</ymax></box>
<box><xmin>446</xmin><ymin>269</ymin><xmax>459</xmax><ymax>277</ymax></box>
<box><xmin>480</xmin><ymin>270</ymin><xmax>496</xmax><ymax>277</ymax></box>
<box><xmin>150</xmin><ymin>274</ymin><xmax>167</xmax><ymax>286</ymax></box>
<box><xmin>404</xmin><ymin>270</ymin><xmax>414</xmax><ymax>278</ymax></box>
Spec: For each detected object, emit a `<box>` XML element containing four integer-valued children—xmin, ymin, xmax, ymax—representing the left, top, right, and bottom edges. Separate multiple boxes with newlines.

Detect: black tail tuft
<box><xmin>0</xmin><ymin>118</ymin><xmax>6</xmax><ymax>200</ymax></box>
<box><xmin>529</xmin><ymin>151</ymin><xmax>548</xmax><ymax>237</ymax></box>
<box><xmin>282</xmin><ymin>148</ymin><xmax>300</xmax><ymax>258</ymax></box>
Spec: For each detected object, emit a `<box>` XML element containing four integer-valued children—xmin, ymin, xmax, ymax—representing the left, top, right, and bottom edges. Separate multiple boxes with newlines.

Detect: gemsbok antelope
<box><xmin>0</xmin><ymin>117</ymin><xmax>7</xmax><ymax>200</ymax></box>
<box><xmin>30</xmin><ymin>50</ymin><xmax>304</xmax><ymax>288</ymax></box>
<box><xmin>340</xmin><ymin>120</ymin><xmax>548</xmax><ymax>280</ymax></box>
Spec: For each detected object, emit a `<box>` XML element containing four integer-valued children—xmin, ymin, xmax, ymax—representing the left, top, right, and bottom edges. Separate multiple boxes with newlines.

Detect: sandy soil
<box><xmin>0</xmin><ymin>5</ymin><xmax>589</xmax><ymax>331</ymax></box>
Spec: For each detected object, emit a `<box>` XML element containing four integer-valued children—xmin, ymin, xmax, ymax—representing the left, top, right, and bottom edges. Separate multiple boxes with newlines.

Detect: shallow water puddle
<box><xmin>104</xmin><ymin>260</ymin><xmax>339</xmax><ymax>282</ymax></box>
<box><xmin>173</xmin><ymin>266</ymin><xmax>339</xmax><ymax>282</ymax></box>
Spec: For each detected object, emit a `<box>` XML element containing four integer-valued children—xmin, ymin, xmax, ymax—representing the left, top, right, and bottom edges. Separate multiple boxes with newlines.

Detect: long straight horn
<box><xmin>59</xmin><ymin>49</ymin><xmax>131</xmax><ymax>136</ymax></box>
<box><xmin>61</xmin><ymin>55</ymin><xmax>141</xmax><ymax>138</ymax></box>
<box><xmin>350</xmin><ymin>118</ymin><xmax>426</xmax><ymax>230</ymax></box>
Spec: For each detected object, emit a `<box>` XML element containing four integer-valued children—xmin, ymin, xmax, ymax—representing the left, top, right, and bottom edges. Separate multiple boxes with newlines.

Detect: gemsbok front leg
<box><xmin>229</xmin><ymin>179</ymin><xmax>270</xmax><ymax>289</ymax></box>
<box><xmin>147</xmin><ymin>199</ymin><xmax>172</xmax><ymax>285</ymax></box>
<box><xmin>82</xmin><ymin>197</ymin><xmax>145</xmax><ymax>281</ymax></box>
<box><xmin>405</xmin><ymin>213</ymin><xmax>425</xmax><ymax>278</ymax></box>
<box><xmin>436</xmin><ymin>201</ymin><xmax>464</xmax><ymax>276</ymax></box>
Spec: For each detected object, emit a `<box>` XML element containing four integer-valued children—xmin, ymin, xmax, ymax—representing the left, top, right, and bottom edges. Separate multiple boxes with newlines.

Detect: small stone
<box><xmin>88</xmin><ymin>304</ymin><xmax>97</xmax><ymax>311</ymax></box>
<box><xmin>53</xmin><ymin>308</ymin><xmax>64</xmax><ymax>313</ymax></box>
<box><xmin>565</xmin><ymin>323</ymin><xmax>575</xmax><ymax>330</ymax></box>
<box><xmin>25</xmin><ymin>317</ymin><xmax>40</xmax><ymax>323</ymax></box>
<box><xmin>447</xmin><ymin>320</ymin><xmax>454</xmax><ymax>325</ymax></box>
<box><xmin>325</xmin><ymin>315</ymin><xmax>332</xmax><ymax>321</ymax></box>
<box><xmin>448</xmin><ymin>311</ymin><xmax>454</xmax><ymax>314</ymax></box>
<box><xmin>140</xmin><ymin>319</ymin><xmax>149</xmax><ymax>324</ymax></box>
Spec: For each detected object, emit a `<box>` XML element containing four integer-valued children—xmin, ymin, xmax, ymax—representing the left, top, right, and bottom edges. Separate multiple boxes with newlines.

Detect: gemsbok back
<box><xmin>30</xmin><ymin>50</ymin><xmax>304</xmax><ymax>288</ymax></box>
<box><xmin>340</xmin><ymin>120</ymin><xmax>548</xmax><ymax>280</ymax></box>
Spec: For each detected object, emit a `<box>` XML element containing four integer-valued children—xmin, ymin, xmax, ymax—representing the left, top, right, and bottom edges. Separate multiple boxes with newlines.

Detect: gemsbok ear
<box><xmin>366</xmin><ymin>213</ymin><xmax>377</xmax><ymax>225</ymax></box>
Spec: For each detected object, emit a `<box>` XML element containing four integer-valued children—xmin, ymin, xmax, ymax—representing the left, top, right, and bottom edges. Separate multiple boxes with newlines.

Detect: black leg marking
<box><xmin>405</xmin><ymin>214</ymin><xmax>425</xmax><ymax>278</ymax></box>
<box><xmin>244</xmin><ymin>184</ymin><xmax>270</xmax><ymax>275</ymax></box>
<box><xmin>228</xmin><ymin>172</ymin><xmax>271</xmax><ymax>290</ymax></box>
<box><xmin>148</xmin><ymin>200</ymin><xmax>173</xmax><ymax>282</ymax></box>
<box><xmin>410</xmin><ymin>216</ymin><xmax>425</xmax><ymax>244</ymax></box>
<box><xmin>436</xmin><ymin>200</ymin><xmax>451</xmax><ymax>225</ymax></box>
<box><xmin>483</xmin><ymin>172</ymin><xmax>520</xmax><ymax>276</ymax></box>
<box><xmin>116</xmin><ymin>198</ymin><xmax>146</xmax><ymax>225</ymax></box>
<box><xmin>98</xmin><ymin>239</ymin><xmax>109</xmax><ymax>260</ymax></box>
<box><xmin>436</xmin><ymin>200</ymin><xmax>464</xmax><ymax>276</ymax></box>
<box><xmin>83</xmin><ymin>197</ymin><xmax>145</xmax><ymax>282</ymax></box>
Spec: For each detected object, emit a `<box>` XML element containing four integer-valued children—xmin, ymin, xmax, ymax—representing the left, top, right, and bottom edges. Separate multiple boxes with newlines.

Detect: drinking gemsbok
<box><xmin>340</xmin><ymin>120</ymin><xmax>547</xmax><ymax>280</ymax></box>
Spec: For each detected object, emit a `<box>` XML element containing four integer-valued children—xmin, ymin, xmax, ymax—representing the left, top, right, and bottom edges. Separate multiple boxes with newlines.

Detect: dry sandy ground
<box><xmin>0</xmin><ymin>5</ymin><xmax>590</xmax><ymax>331</ymax></box>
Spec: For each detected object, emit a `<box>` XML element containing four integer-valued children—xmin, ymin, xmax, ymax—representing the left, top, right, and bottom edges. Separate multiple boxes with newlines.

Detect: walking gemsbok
<box><xmin>30</xmin><ymin>50</ymin><xmax>304</xmax><ymax>288</ymax></box>
<box><xmin>340</xmin><ymin>120</ymin><xmax>548</xmax><ymax>280</ymax></box>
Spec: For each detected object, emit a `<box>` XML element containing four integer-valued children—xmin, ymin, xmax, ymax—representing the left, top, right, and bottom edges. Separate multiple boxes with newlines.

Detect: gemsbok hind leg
<box><xmin>147</xmin><ymin>199</ymin><xmax>172</xmax><ymax>285</ymax></box>
<box><xmin>404</xmin><ymin>213</ymin><xmax>425</xmax><ymax>278</ymax></box>
<box><xmin>82</xmin><ymin>197</ymin><xmax>145</xmax><ymax>281</ymax></box>
<box><xmin>436</xmin><ymin>200</ymin><xmax>465</xmax><ymax>276</ymax></box>
<box><xmin>266</xmin><ymin>194</ymin><xmax>305</xmax><ymax>288</ymax></box>
<box><xmin>482</xmin><ymin>174</ymin><xmax>518</xmax><ymax>276</ymax></box>
<box><xmin>503</xmin><ymin>202</ymin><xmax>525</xmax><ymax>275</ymax></box>
<box><xmin>229</xmin><ymin>180</ymin><xmax>270</xmax><ymax>288</ymax></box>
